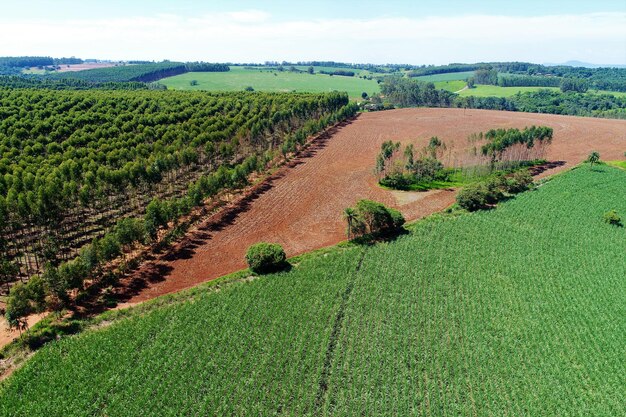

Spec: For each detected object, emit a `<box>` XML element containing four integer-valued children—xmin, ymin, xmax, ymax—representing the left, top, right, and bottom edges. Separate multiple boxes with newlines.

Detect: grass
<box><xmin>593</xmin><ymin>90</ymin><xmax>626</xmax><ymax>98</ymax></box>
<box><xmin>433</xmin><ymin>80</ymin><xmax>467</xmax><ymax>92</ymax></box>
<box><xmin>457</xmin><ymin>84</ymin><xmax>626</xmax><ymax>98</ymax></box>
<box><xmin>458</xmin><ymin>84</ymin><xmax>561</xmax><ymax>97</ymax></box>
<box><xmin>414</xmin><ymin>71</ymin><xmax>475</xmax><ymax>82</ymax></box>
<box><xmin>607</xmin><ymin>160</ymin><xmax>626</xmax><ymax>169</ymax></box>
<box><xmin>160</xmin><ymin>66</ymin><xmax>380</xmax><ymax>100</ymax></box>
<box><xmin>1</xmin><ymin>166</ymin><xmax>625</xmax><ymax>416</ymax></box>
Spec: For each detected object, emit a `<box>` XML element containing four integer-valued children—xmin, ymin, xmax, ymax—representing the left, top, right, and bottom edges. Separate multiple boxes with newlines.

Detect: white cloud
<box><xmin>1</xmin><ymin>11</ymin><xmax>624</xmax><ymax>64</ymax></box>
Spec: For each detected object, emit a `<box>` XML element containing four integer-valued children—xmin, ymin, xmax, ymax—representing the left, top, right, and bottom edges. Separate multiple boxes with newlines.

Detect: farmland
<box><xmin>433</xmin><ymin>80</ymin><xmax>467</xmax><ymax>92</ymax></box>
<box><xmin>2</xmin><ymin>165</ymin><xmax>624</xmax><ymax>415</ymax></box>
<box><xmin>0</xmin><ymin>89</ymin><xmax>354</xmax><ymax>285</ymax></box>
<box><xmin>413</xmin><ymin>70</ymin><xmax>475</xmax><ymax>82</ymax></box>
<box><xmin>160</xmin><ymin>66</ymin><xmax>381</xmax><ymax>99</ymax></box>
<box><xmin>458</xmin><ymin>85</ymin><xmax>561</xmax><ymax>97</ymax></box>
<box><xmin>109</xmin><ymin>108</ymin><xmax>625</xmax><ymax>305</ymax></box>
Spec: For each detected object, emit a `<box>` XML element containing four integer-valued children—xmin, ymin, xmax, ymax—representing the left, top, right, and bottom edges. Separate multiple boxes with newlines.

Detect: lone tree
<box><xmin>344</xmin><ymin>207</ymin><xmax>358</xmax><ymax>240</ymax></box>
<box><xmin>587</xmin><ymin>151</ymin><xmax>600</xmax><ymax>169</ymax></box>
<box><xmin>245</xmin><ymin>243</ymin><xmax>287</xmax><ymax>274</ymax></box>
<box><xmin>361</xmin><ymin>92</ymin><xmax>368</xmax><ymax>99</ymax></box>
<box><xmin>343</xmin><ymin>200</ymin><xmax>405</xmax><ymax>239</ymax></box>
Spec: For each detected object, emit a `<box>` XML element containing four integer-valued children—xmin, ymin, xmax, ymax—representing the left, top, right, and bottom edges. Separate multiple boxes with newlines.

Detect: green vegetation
<box><xmin>459</xmin><ymin>84</ymin><xmax>560</xmax><ymax>97</ymax></box>
<box><xmin>433</xmin><ymin>80</ymin><xmax>466</xmax><ymax>92</ymax></box>
<box><xmin>380</xmin><ymin>76</ymin><xmax>454</xmax><ymax>107</ymax></box>
<box><xmin>603</xmin><ymin>209</ymin><xmax>622</xmax><ymax>227</ymax></box>
<box><xmin>413</xmin><ymin>71</ymin><xmax>475</xmax><ymax>82</ymax></box>
<box><xmin>587</xmin><ymin>151</ymin><xmax>601</xmax><ymax>169</ymax></box>
<box><xmin>343</xmin><ymin>200</ymin><xmax>405</xmax><ymax>239</ymax></box>
<box><xmin>607</xmin><ymin>160</ymin><xmax>626</xmax><ymax>169</ymax></box>
<box><xmin>1</xmin><ymin>166</ymin><xmax>624</xmax><ymax>415</ymax></box>
<box><xmin>376</xmin><ymin>127</ymin><xmax>551</xmax><ymax>192</ymax></box>
<box><xmin>160</xmin><ymin>66</ymin><xmax>380</xmax><ymax>99</ymax></box>
<box><xmin>0</xmin><ymin>75</ymin><xmax>150</xmax><ymax>90</ymax></box>
<box><xmin>455</xmin><ymin>89</ymin><xmax>626</xmax><ymax>118</ymax></box>
<box><xmin>48</xmin><ymin>62</ymin><xmax>188</xmax><ymax>82</ymax></box>
<box><xmin>0</xmin><ymin>89</ymin><xmax>356</xmax><ymax>296</ymax></box>
<box><xmin>245</xmin><ymin>243</ymin><xmax>287</xmax><ymax>273</ymax></box>
<box><xmin>375</xmin><ymin>138</ymin><xmax>455</xmax><ymax>190</ymax></box>
<box><xmin>456</xmin><ymin>170</ymin><xmax>533</xmax><ymax>211</ymax></box>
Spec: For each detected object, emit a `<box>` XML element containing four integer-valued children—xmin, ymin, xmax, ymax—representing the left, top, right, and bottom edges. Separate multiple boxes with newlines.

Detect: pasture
<box><xmin>413</xmin><ymin>70</ymin><xmax>475</xmax><ymax>82</ymax></box>
<box><xmin>160</xmin><ymin>66</ymin><xmax>380</xmax><ymax>99</ymax></box>
<box><xmin>458</xmin><ymin>85</ymin><xmax>561</xmax><ymax>97</ymax></box>
<box><xmin>2</xmin><ymin>165</ymin><xmax>625</xmax><ymax>416</ymax></box>
<box><xmin>433</xmin><ymin>79</ymin><xmax>467</xmax><ymax>92</ymax></box>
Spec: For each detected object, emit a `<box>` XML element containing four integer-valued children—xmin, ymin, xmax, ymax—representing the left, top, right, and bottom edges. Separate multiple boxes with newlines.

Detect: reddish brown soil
<box><xmin>120</xmin><ymin>108</ymin><xmax>626</xmax><ymax>304</ymax></box>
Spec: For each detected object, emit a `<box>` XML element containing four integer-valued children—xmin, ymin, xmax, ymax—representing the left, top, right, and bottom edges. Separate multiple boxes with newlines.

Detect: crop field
<box><xmin>414</xmin><ymin>70</ymin><xmax>475</xmax><ymax>82</ymax></box>
<box><xmin>2</xmin><ymin>165</ymin><xmax>624</xmax><ymax>415</ymax></box>
<box><xmin>160</xmin><ymin>66</ymin><xmax>381</xmax><ymax>99</ymax></box>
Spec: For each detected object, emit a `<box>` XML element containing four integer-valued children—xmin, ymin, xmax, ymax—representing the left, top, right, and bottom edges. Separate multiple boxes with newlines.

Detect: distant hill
<box><xmin>544</xmin><ymin>60</ymin><xmax>626</xmax><ymax>69</ymax></box>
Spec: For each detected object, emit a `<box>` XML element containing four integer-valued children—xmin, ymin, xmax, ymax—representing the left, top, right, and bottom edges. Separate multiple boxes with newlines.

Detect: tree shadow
<box><xmin>349</xmin><ymin>227</ymin><xmax>410</xmax><ymax>246</ymax></box>
<box><xmin>253</xmin><ymin>261</ymin><xmax>293</xmax><ymax>275</ymax></box>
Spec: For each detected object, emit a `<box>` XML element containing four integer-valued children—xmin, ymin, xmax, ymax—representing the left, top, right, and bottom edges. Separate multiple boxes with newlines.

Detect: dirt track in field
<box><xmin>122</xmin><ymin>108</ymin><xmax>626</xmax><ymax>303</ymax></box>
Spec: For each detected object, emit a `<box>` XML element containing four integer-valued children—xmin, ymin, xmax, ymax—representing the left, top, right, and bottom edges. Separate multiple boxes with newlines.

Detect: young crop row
<box><xmin>1</xmin><ymin>166</ymin><xmax>624</xmax><ymax>415</ymax></box>
<box><xmin>0</xmin><ymin>248</ymin><xmax>362</xmax><ymax>416</ymax></box>
<box><xmin>324</xmin><ymin>165</ymin><xmax>626</xmax><ymax>415</ymax></box>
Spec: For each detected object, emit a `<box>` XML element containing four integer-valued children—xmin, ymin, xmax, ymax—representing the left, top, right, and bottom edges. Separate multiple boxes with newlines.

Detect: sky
<box><xmin>1</xmin><ymin>0</ymin><xmax>625</xmax><ymax>65</ymax></box>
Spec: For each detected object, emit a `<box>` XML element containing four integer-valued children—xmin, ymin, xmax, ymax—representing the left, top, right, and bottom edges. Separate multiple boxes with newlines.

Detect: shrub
<box><xmin>456</xmin><ymin>184</ymin><xmax>488</xmax><ymax>211</ymax></box>
<box><xmin>345</xmin><ymin>200</ymin><xmax>405</xmax><ymax>239</ymax></box>
<box><xmin>603</xmin><ymin>210</ymin><xmax>622</xmax><ymax>226</ymax></box>
<box><xmin>505</xmin><ymin>170</ymin><xmax>534</xmax><ymax>194</ymax></box>
<box><xmin>4</xmin><ymin>275</ymin><xmax>46</xmax><ymax>330</ymax></box>
<box><xmin>245</xmin><ymin>243</ymin><xmax>287</xmax><ymax>273</ymax></box>
<box><xmin>484</xmin><ymin>178</ymin><xmax>505</xmax><ymax>204</ymax></box>
<box><xmin>379</xmin><ymin>172</ymin><xmax>412</xmax><ymax>190</ymax></box>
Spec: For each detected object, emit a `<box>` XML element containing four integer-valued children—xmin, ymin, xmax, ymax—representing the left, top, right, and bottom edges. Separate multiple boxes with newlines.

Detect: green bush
<box><xmin>456</xmin><ymin>184</ymin><xmax>488</xmax><ymax>211</ymax></box>
<box><xmin>603</xmin><ymin>210</ymin><xmax>622</xmax><ymax>226</ymax></box>
<box><xmin>245</xmin><ymin>243</ymin><xmax>287</xmax><ymax>273</ymax></box>
<box><xmin>379</xmin><ymin>172</ymin><xmax>412</xmax><ymax>190</ymax></box>
<box><xmin>505</xmin><ymin>170</ymin><xmax>534</xmax><ymax>194</ymax></box>
<box><xmin>345</xmin><ymin>200</ymin><xmax>405</xmax><ymax>239</ymax></box>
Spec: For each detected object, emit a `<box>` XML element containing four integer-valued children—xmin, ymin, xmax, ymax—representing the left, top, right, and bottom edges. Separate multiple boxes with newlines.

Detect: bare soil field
<box><xmin>121</xmin><ymin>108</ymin><xmax>626</xmax><ymax>303</ymax></box>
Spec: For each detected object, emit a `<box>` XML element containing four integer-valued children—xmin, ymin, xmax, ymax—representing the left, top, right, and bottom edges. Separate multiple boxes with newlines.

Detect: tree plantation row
<box><xmin>0</xmin><ymin>89</ymin><xmax>357</xmax><ymax>286</ymax></box>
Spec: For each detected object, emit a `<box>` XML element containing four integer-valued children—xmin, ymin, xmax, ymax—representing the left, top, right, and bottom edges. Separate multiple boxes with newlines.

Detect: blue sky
<box><xmin>1</xmin><ymin>1</ymin><xmax>625</xmax><ymax>64</ymax></box>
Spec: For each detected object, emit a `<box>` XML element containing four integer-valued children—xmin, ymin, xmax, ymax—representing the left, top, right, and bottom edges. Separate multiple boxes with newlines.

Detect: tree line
<box><xmin>46</xmin><ymin>62</ymin><xmax>230</xmax><ymax>83</ymax></box>
<box><xmin>380</xmin><ymin>77</ymin><xmax>454</xmax><ymax>108</ymax></box>
<box><xmin>0</xmin><ymin>75</ymin><xmax>154</xmax><ymax>90</ymax></box>
<box><xmin>377</xmin><ymin>76</ymin><xmax>626</xmax><ymax>119</ymax></box>
<box><xmin>454</xmin><ymin>90</ymin><xmax>626</xmax><ymax>119</ymax></box>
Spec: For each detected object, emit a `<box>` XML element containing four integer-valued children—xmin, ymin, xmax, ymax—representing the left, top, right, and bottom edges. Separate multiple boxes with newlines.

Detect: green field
<box><xmin>607</xmin><ymin>160</ymin><xmax>626</xmax><ymax>169</ymax></box>
<box><xmin>414</xmin><ymin>70</ymin><xmax>475</xmax><ymax>82</ymax></box>
<box><xmin>458</xmin><ymin>84</ymin><xmax>561</xmax><ymax>97</ymax></box>
<box><xmin>2</xmin><ymin>166</ymin><xmax>625</xmax><ymax>416</ymax></box>
<box><xmin>433</xmin><ymin>80</ymin><xmax>467</xmax><ymax>92</ymax></box>
<box><xmin>457</xmin><ymin>84</ymin><xmax>626</xmax><ymax>98</ymax></box>
<box><xmin>594</xmin><ymin>90</ymin><xmax>626</xmax><ymax>98</ymax></box>
<box><xmin>161</xmin><ymin>66</ymin><xmax>380</xmax><ymax>99</ymax></box>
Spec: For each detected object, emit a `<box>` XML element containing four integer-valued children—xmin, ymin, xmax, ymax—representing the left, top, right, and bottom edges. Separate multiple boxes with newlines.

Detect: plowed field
<box><xmin>124</xmin><ymin>108</ymin><xmax>626</xmax><ymax>303</ymax></box>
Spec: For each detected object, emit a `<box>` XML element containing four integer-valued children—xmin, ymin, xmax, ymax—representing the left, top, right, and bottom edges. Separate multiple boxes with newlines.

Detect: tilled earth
<box><xmin>123</xmin><ymin>108</ymin><xmax>626</xmax><ymax>303</ymax></box>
